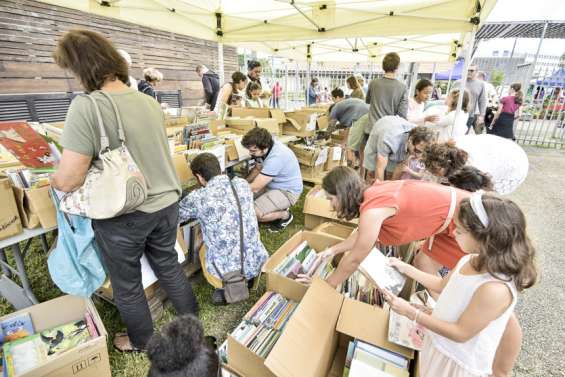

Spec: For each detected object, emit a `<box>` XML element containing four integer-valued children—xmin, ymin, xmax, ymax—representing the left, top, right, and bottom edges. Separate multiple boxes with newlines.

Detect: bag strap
<box><xmin>211</xmin><ymin>178</ymin><xmax>245</xmax><ymax>278</ymax></box>
<box><xmin>80</xmin><ymin>94</ymin><xmax>110</xmax><ymax>152</ymax></box>
<box><xmin>428</xmin><ymin>187</ymin><xmax>457</xmax><ymax>251</ymax></box>
<box><xmin>96</xmin><ymin>91</ymin><xmax>126</xmax><ymax>143</ymax></box>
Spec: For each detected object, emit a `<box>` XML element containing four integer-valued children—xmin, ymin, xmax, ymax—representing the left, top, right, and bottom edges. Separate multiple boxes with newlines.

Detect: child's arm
<box><xmin>388</xmin><ymin>258</ymin><xmax>446</xmax><ymax>293</ymax></box>
<box><xmin>384</xmin><ymin>281</ymin><xmax>513</xmax><ymax>343</ymax></box>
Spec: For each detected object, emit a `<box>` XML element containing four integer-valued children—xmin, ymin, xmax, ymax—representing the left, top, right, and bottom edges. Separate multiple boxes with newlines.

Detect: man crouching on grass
<box><xmin>242</xmin><ymin>128</ymin><xmax>303</xmax><ymax>232</ymax></box>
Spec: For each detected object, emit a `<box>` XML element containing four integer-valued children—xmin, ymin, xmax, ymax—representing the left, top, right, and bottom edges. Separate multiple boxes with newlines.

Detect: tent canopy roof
<box><xmin>39</xmin><ymin>0</ymin><xmax>495</xmax><ymax>44</ymax></box>
<box><xmin>239</xmin><ymin>32</ymin><xmax>464</xmax><ymax>62</ymax></box>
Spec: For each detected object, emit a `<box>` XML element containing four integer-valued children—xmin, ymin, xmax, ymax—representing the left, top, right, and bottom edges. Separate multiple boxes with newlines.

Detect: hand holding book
<box><xmin>382</xmin><ymin>288</ymin><xmax>417</xmax><ymax>320</ymax></box>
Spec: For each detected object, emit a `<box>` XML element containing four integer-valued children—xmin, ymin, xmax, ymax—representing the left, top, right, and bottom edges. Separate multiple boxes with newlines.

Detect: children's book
<box><xmin>0</xmin><ymin>313</ymin><xmax>34</xmax><ymax>343</ymax></box>
<box><xmin>388</xmin><ymin>291</ymin><xmax>436</xmax><ymax>351</ymax></box>
<box><xmin>4</xmin><ymin>319</ymin><xmax>91</xmax><ymax>376</ymax></box>
<box><xmin>0</xmin><ymin>121</ymin><xmax>56</xmax><ymax>168</ymax></box>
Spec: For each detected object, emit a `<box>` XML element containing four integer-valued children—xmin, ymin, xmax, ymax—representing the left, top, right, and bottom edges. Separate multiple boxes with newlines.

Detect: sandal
<box><xmin>113</xmin><ymin>332</ymin><xmax>145</xmax><ymax>353</ymax></box>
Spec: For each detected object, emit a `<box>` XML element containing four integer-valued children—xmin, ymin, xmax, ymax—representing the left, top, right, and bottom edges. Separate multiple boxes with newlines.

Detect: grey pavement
<box><xmin>509</xmin><ymin>147</ymin><xmax>565</xmax><ymax>377</ymax></box>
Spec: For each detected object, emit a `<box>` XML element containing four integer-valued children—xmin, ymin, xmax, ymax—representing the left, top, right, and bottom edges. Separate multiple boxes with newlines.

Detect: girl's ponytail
<box><xmin>511</xmin><ymin>83</ymin><xmax>524</xmax><ymax>106</ymax></box>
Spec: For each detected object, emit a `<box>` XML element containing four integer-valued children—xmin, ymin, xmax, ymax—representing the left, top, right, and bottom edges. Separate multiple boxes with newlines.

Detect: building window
<box><xmin>492</xmin><ymin>50</ymin><xmax>499</xmax><ymax>57</ymax></box>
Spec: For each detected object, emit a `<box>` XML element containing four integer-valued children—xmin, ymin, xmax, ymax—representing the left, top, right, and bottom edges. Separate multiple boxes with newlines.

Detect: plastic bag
<box><xmin>47</xmin><ymin>189</ymin><xmax>106</xmax><ymax>297</ymax></box>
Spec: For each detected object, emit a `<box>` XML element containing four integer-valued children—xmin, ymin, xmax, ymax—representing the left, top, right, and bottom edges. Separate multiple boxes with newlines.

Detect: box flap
<box><xmin>172</xmin><ymin>153</ymin><xmax>192</xmax><ymax>185</ymax></box>
<box><xmin>255</xmin><ymin>118</ymin><xmax>281</xmax><ymax>134</ymax></box>
<box><xmin>284</xmin><ymin>117</ymin><xmax>302</xmax><ymax>131</ymax></box>
<box><xmin>228</xmin><ymin>336</ymin><xmax>276</xmax><ymax>377</ymax></box>
<box><xmin>25</xmin><ymin>186</ymin><xmax>56</xmax><ymax>229</ymax></box>
<box><xmin>317</xmin><ymin>115</ymin><xmax>329</xmax><ymax>130</ymax></box>
<box><xmin>265</xmin><ymin>278</ymin><xmax>343</xmax><ymax>377</ymax></box>
<box><xmin>232</xmin><ymin>107</ymin><xmax>271</xmax><ymax>119</ymax></box>
<box><xmin>337</xmin><ymin>298</ymin><xmax>414</xmax><ymax>359</ymax></box>
<box><xmin>270</xmin><ymin>109</ymin><xmax>286</xmax><ymax>124</ymax></box>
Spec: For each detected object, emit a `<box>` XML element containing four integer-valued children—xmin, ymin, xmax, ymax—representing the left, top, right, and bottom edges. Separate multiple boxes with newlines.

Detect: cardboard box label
<box><xmin>314</xmin><ymin>147</ymin><xmax>329</xmax><ymax>166</ymax></box>
<box><xmin>0</xmin><ymin>178</ymin><xmax>22</xmax><ymax>240</ymax></box>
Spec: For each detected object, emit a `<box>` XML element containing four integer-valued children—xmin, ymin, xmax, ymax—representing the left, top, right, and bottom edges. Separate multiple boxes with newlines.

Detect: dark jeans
<box><xmin>93</xmin><ymin>202</ymin><xmax>198</xmax><ymax>348</ymax></box>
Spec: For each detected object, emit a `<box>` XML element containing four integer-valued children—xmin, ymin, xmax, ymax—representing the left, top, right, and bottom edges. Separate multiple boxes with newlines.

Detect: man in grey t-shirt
<box><xmin>452</xmin><ymin>64</ymin><xmax>486</xmax><ymax>134</ymax></box>
<box><xmin>363</xmin><ymin>116</ymin><xmax>436</xmax><ymax>181</ymax></box>
<box><xmin>366</xmin><ymin>52</ymin><xmax>408</xmax><ymax>127</ymax></box>
<box><xmin>329</xmin><ymin>95</ymin><xmax>369</xmax><ymax>131</ymax></box>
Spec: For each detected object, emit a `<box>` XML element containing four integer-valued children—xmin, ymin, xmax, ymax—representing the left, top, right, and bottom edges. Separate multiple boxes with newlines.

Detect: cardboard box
<box><xmin>283</xmin><ymin>111</ymin><xmax>328</xmax><ymax>137</ymax></box>
<box><xmin>325</xmin><ymin>146</ymin><xmax>346</xmax><ymax>171</ymax></box>
<box><xmin>311</xmin><ymin>222</ymin><xmax>355</xmax><ymax>240</ymax></box>
<box><xmin>264</xmin><ymin>279</ymin><xmax>414</xmax><ymax>377</ymax></box>
<box><xmin>225</xmin><ymin>118</ymin><xmax>281</xmax><ymax>136</ymax></box>
<box><xmin>331</xmin><ymin>129</ymin><xmax>348</xmax><ymax>145</ymax></box>
<box><xmin>263</xmin><ymin>231</ymin><xmax>343</xmax><ymax>302</ymax></box>
<box><xmin>172</xmin><ymin>153</ymin><xmax>193</xmax><ymax>186</ymax></box>
<box><xmin>288</xmin><ymin>144</ymin><xmax>328</xmax><ymax>167</ymax></box>
<box><xmin>12</xmin><ymin>185</ymin><xmax>56</xmax><ymax>229</ymax></box>
<box><xmin>0</xmin><ymin>178</ymin><xmax>23</xmax><ymax>240</ymax></box>
<box><xmin>227</xmin><ymin>287</ymin><xmax>304</xmax><ymax>377</ymax></box>
<box><xmin>299</xmin><ymin>164</ymin><xmax>326</xmax><ymax>185</ymax></box>
<box><xmin>303</xmin><ymin>186</ymin><xmax>358</xmax><ymax>230</ymax></box>
<box><xmin>0</xmin><ymin>295</ymin><xmax>111</xmax><ymax>377</ymax></box>
<box><xmin>231</xmin><ymin>108</ymin><xmax>286</xmax><ymax>124</ymax></box>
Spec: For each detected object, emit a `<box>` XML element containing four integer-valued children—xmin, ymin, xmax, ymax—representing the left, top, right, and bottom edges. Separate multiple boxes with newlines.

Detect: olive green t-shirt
<box><xmin>60</xmin><ymin>89</ymin><xmax>181</xmax><ymax>213</ymax></box>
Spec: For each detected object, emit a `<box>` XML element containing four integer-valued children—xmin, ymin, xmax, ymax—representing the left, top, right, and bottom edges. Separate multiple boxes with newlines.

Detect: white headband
<box><xmin>469</xmin><ymin>191</ymin><xmax>489</xmax><ymax>227</ymax></box>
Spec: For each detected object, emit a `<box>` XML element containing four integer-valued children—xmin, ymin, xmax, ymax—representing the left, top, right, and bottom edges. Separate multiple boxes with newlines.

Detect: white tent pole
<box><xmin>431</xmin><ymin>62</ymin><xmax>437</xmax><ymax>85</ymax></box>
<box><xmin>452</xmin><ymin>27</ymin><xmax>476</xmax><ymax>136</ymax></box>
<box><xmin>284</xmin><ymin>63</ymin><xmax>288</xmax><ymax>109</ymax></box>
<box><xmin>217</xmin><ymin>42</ymin><xmax>225</xmax><ymax>85</ymax></box>
<box><xmin>446</xmin><ymin>61</ymin><xmax>455</xmax><ymax>94</ymax></box>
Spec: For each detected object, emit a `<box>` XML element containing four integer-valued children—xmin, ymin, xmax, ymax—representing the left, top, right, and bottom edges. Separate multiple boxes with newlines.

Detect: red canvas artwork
<box><xmin>0</xmin><ymin>121</ymin><xmax>55</xmax><ymax>168</ymax></box>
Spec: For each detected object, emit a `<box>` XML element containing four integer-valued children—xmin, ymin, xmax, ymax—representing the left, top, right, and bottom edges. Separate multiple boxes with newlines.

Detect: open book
<box><xmin>358</xmin><ymin>248</ymin><xmax>406</xmax><ymax>296</ymax></box>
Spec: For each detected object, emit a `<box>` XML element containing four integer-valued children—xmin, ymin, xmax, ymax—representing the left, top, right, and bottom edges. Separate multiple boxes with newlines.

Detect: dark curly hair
<box><xmin>242</xmin><ymin>127</ymin><xmax>273</xmax><ymax>150</ymax></box>
<box><xmin>458</xmin><ymin>194</ymin><xmax>537</xmax><ymax>292</ymax></box>
<box><xmin>147</xmin><ymin>314</ymin><xmax>219</xmax><ymax>377</ymax></box>
<box><xmin>322</xmin><ymin>166</ymin><xmax>365</xmax><ymax>221</ymax></box>
<box><xmin>447</xmin><ymin>166</ymin><xmax>493</xmax><ymax>193</ymax></box>
<box><xmin>423</xmin><ymin>141</ymin><xmax>468</xmax><ymax>177</ymax></box>
<box><xmin>408</xmin><ymin>126</ymin><xmax>437</xmax><ymax>146</ymax></box>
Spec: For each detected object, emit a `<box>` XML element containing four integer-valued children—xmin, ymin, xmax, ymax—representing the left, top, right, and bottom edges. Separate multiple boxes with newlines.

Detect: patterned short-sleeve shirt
<box><xmin>178</xmin><ymin>175</ymin><xmax>268</xmax><ymax>279</ymax></box>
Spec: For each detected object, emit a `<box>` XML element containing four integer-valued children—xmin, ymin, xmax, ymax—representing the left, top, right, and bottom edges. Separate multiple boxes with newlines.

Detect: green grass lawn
<box><xmin>0</xmin><ymin>188</ymin><xmax>310</xmax><ymax>377</ymax></box>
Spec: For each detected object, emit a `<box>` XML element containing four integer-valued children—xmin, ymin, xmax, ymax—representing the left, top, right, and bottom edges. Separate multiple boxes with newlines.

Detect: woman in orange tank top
<box><xmin>319</xmin><ymin>167</ymin><xmax>521</xmax><ymax>377</ymax></box>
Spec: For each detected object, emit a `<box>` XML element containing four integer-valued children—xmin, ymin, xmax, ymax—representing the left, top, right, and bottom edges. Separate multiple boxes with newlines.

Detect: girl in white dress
<box><xmin>384</xmin><ymin>193</ymin><xmax>537</xmax><ymax>377</ymax></box>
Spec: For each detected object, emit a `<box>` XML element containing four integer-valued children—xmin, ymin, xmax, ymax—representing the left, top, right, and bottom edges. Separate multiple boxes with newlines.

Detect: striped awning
<box><xmin>476</xmin><ymin>20</ymin><xmax>565</xmax><ymax>40</ymax></box>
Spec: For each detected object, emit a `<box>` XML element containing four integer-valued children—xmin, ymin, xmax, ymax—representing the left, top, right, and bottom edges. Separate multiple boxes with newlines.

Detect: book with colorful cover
<box><xmin>388</xmin><ymin>291</ymin><xmax>436</xmax><ymax>351</ymax></box>
<box><xmin>0</xmin><ymin>121</ymin><xmax>56</xmax><ymax>168</ymax></box>
<box><xmin>359</xmin><ymin>248</ymin><xmax>406</xmax><ymax>296</ymax></box>
<box><xmin>4</xmin><ymin>319</ymin><xmax>91</xmax><ymax>376</ymax></box>
<box><xmin>0</xmin><ymin>313</ymin><xmax>34</xmax><ymax>344</ymax></box>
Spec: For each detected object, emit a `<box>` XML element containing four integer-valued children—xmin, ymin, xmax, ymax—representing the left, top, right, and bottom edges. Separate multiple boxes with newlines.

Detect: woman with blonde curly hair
<box><xmin>138</xmin><ymin>67</ymin><xmax>163</xmax><ymax>100</ymax></box>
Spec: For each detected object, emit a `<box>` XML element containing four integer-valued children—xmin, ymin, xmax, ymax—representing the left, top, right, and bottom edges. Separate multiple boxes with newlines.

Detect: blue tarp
<box><xmin>434</xmin><ymin>59</ymin><xmax>465</xmax><ymax>81</ymax></box>
<box><xmin>536</xmin><ymin>68</ymin><xmax>565</xmax><ymax>87</ymax></box>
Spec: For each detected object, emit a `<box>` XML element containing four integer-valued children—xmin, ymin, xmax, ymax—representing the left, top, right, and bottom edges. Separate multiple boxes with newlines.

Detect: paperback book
<box><xmin>343</xmin><ymin>339</ymin><xmax>409</xmax><ymax>377</ymax></box>
<box><xmin>388</xmin><ymin>291</ymin><xmax>436</xmax><ymax>351</ymax></box>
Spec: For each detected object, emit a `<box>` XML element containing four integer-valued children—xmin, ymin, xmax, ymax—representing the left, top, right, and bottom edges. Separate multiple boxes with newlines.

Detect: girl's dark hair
<box><xmin>423</xmin><ymin>141</ymin><xmax>468</xmax><ymax>177</ymax></box>
<box><xmin>415</xmin><ymin>79</ymin><xmax>433</xmax><ymax>94</ymax></box>
<box><xmin>458</xmin><ymin>194</ymin><xmax>537</xmax><ymax>292</ymax></box>
<box><xmin>331</xmin><ymin>88</ymin><xmax>344</xmax><ymax>98</ymax></box>
<box><xmin>447</xmin><ymin>166</ymin><xmax>493</xmax><ymax>192</ymax></box>
<box><xmin>190</xmin><ymin>153</ymin><xmax>221</xmax><ymax>182</ymax></box>
<box><xmin>322</xmin><ymin>167</ymin><xmax>365</xmax><ymax>221</ymax></box>
<box><xmin>511</xmin><ymin>83</ymin><xmax>524</xmax><ymax>105</ymax></box>
<box><xmin>247</xmin><ymin>60</ymin><xmax>261</xmax><ymax>70</ymax></box>
<box><xmin>231</xmin><ymin>71</ymin><xmax>247</xmax><ymax>84</ymax></box>
<box><xmin>408</xmin><ymin>126</ymin><xmax>436</xmax><ymax>146</ymax></box>
<box><xmin>53</xmin><ymin>29</ymin><xmax>129</xmax><ymax>93</ymax></box>
<box><xmin>346</xmin><ymin>76</ymin><xmax>360</xmax><ymax>90</ymax></box>
<box><xmin>242</xmin><ymin>127</ymin><xmax>273</xmax><ymax>150</ymax></box>
<box><xmin>246</xmin><ymin>82</ymin><xmax>262</xmax><ymax>98</ymax></box>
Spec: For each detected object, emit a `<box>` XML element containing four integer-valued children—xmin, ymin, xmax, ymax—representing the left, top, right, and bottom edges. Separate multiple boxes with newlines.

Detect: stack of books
<box><xmin>339</xmin><ymin>271</ymin><xmax>383</xmax><ymax>307</ymax></box>
<box><xmin>0</xmin><ymin>311</ymin><xmax>99</xmax><ymax>376</ymax></box>
<box><xmin>273</xmin><ymin>241</ymin><xmax>334</xmax><ymax>280</ymax></box>
<box><xmin>5</xmin><ymin>168</ymin><xmax>52</xmax><ymax>189</ymax></box>
<box><xmin>343</xmin><ymin>339</ymin><xmax>410</xmax><ymax>377</ymax></box>
<box><xmin>183</xmin><ymin>123</ymin><xmax>216</xmax><ymax>149</ymax></box>
<box><xmin>230</xmin><ymin>292</ymin><xmax>298</xmax><ymax>358</ymax></box>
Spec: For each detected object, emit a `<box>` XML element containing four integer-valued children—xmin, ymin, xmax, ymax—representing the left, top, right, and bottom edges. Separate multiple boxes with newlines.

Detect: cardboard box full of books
<box><xmin>12</xmin><ymin>185</ymin><xmax>56</xmax><ymax>229</ymax></box>
<box><xmin>0</xmin><ymin>178</ymin><xmax>23</xmax><ymax>240</ymax></box>
<box><xmin>263</xmin><ymin>231</ymin><xmax>343</xmax><ymax>302</ymax></box>
<box><xmin>311</xmin><ymin>222</ymin><xmax>355</xmax><ymax>240</ymax></box>
<box><xmin>264</xmin><ymin>279</ymin><xmax>414</xmax><ymax>377</ymax></box>
<box><xmin>226</xmin><ymin>288</ymin><xmax>302</xmax><ymax>377</ymax></box>
<box><xmin>0</xmin><ymin>295</ymin><xmax>111</xmax><ymax>377</ymax></box>
<box><xmin>288</xmin><ymin>143</ymin><xmax>329</xmax><ymax>167</ymax></box>
<box><xmin>303</xmin><ymin>186</ymin><xmax>358</xmax><ymax>230</ymax></box>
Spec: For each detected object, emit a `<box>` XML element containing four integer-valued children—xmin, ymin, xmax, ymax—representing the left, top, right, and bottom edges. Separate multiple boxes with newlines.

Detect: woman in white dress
<box><xmin>423</xmin><ymin>134</ymin><xmax>529</xmax><ymax>195</ymax></box>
